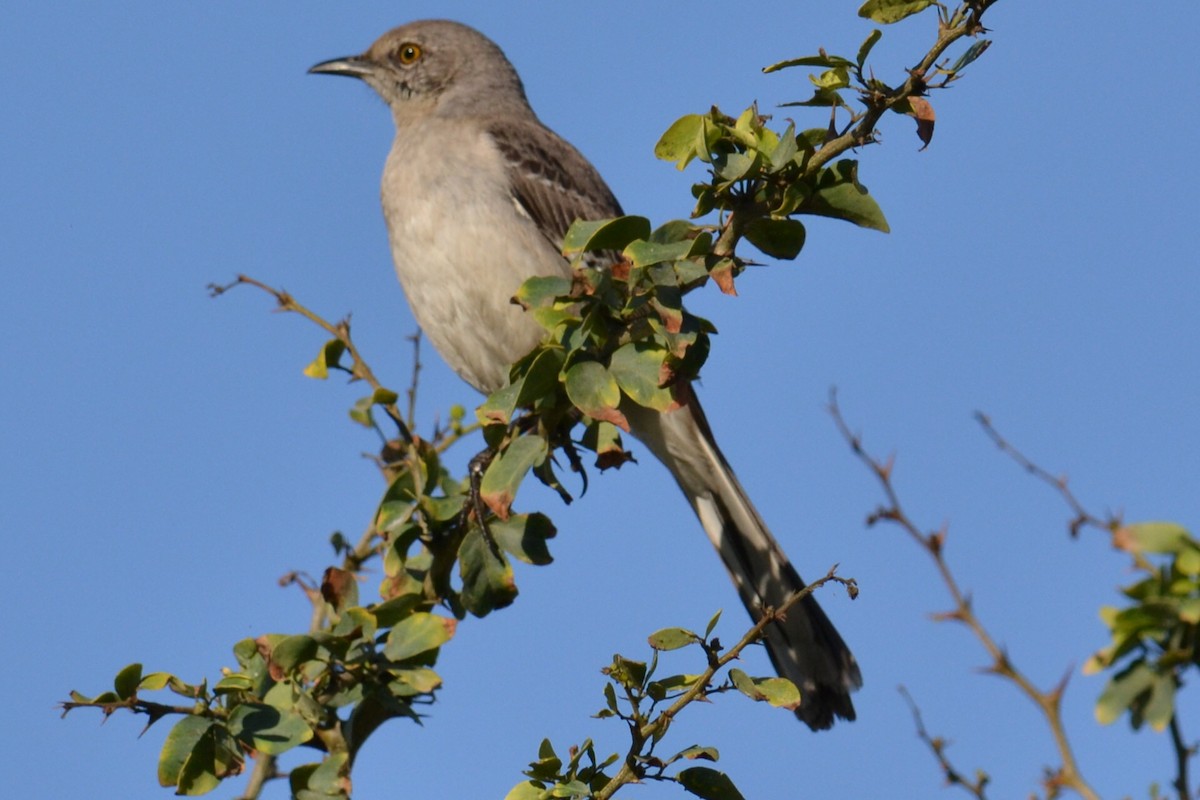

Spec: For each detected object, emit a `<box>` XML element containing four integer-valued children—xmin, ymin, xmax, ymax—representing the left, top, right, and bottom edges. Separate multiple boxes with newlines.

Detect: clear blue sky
<box><xmin>4</xmin><ymin>3</ymin><xmax>1197</xmax><ymax>798</ymax></box>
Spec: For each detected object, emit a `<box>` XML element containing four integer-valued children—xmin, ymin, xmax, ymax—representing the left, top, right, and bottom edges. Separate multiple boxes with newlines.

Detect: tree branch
<box><xmin>829</xmin><ymin>390</ymin><xmax>1098</xmax><ymax>800</ymax></box>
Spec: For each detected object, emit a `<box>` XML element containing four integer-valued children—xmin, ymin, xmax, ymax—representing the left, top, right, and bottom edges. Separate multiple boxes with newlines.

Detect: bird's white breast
<box><xmin>381</xmin><ymin>118</ymin><xmax>570</xmax><ymax>394</ymax></box>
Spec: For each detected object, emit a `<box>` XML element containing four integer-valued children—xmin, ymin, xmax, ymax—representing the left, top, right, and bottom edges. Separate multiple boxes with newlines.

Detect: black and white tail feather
<box><xmin>624</xmin><ymin>400</ymin><xmax>861</xmax><ymax>729</ymax></box>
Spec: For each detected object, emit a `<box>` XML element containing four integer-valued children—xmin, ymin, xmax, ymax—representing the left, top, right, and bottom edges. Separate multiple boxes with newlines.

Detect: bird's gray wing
<box><xmin>485</xmin><ymin>118</ymin><xmax>624</xmax><ymax>255</ymax></box>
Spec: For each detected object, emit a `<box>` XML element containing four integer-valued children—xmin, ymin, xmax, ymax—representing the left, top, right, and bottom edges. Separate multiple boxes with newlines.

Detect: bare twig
<box><xmin>974</xmin><ymin>412</ymin><xmax>1117</xmax><ymax>539</ymax></box>
<box><xmin>980</xmin><ymin>412</ymin><xmax>1200</xmax><ymax>797</ymax></box>
<box><xmin>900</xmin><ymin>686</ymin><xmax>990</xmax><ymax>799</ymax></box>
<box><xmin>829</xmin><ymin>390</ymin><xmax>1098</xmax><ymax>800</ymax></box>
<box><xmin>1169</xmin><ymin>715</ymin><xmax>1195</xmax><ymax>800</ymax></box>
<box><xmin>209</xmin><ymin>274</ymin><xmax>414</xmax><ymax>445</ymax></box>
<box><xmin>405</xmin><ymin>331</ymin><xmax>422</xmax><ymax>431</ymax></box>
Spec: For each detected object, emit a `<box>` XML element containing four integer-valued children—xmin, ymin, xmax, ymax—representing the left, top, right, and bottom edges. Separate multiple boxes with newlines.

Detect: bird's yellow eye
<box><xmin>397</xmin><ymin>43</ymin><xmax>422</xmax><ymax>66</ymax></box>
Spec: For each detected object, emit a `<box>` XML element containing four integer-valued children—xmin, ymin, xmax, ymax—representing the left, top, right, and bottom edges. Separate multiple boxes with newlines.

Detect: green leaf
<box><xmin>1143</xmin><ymin>674</ymin><xmax>1176</xmax><ymax>733</ymax></box>
<box><xmin>480</xmin><ymin>434</ymin><xmax>550</xmax><ymax>516</ymax></box>
<box><xmin>648</xmin><ymin>673</ymin><xmax>705</xmax><ymax>701</ymax></box>
<box><xmin>779</xmin><ymin>87</ymin><xmax>847</xmax><ymax>109</ymax></box>
<box><xmin>565</xmin><ymin>361</ymin><xmax>626</xmax><ymax>427</ymax></box>
<box><xmin>371</xmin><ymin>387</ymin><xmax>399</xmax><ymax>405</ymax></box>
<box><xmin>550</xmin><ymin>780</ymin><xmax>591</xmax><ymax>797</ymax></box>
<box><xmin>114</xmin><ymin>663</ymin><xmax>143</xmax><ymax>700</ymax></box>
<box><xmin>348</xmin><ymin>395</ymin><xmax>374</xmax><ymax>427</ymax></box>
<box><xmin>625</xmin><ymin>237</ymin><xmax>706</xmax><ymax>268</ymax></box>
<box><xmin>170</xmin><ymin>676</ymin><xmax>205</xmax><ymax>699</ymax></box>
<box><xmin>389</xmin><ymin>667</ymin><xmax>442</xmax><ymax>695</ymax></box>
<box><xmin>857</xmin><ymin>29</ymin><xmax>883</xmax><ymax>69</ymax></box>
<box><xmin>562</xmin><ymin>216</ymin><xmax>651</xmax><ymax>256</ymax></box>
<box><xmin>602</xmin><ymin>682</ymin><xmax>620</xmax><ymax>714</ymax></box>
<box><xmin>650</xmin><ymin>219</ymin><xmax>700</xmax><ymax>244</ymax></box>
<box><xmin>728</xmin><ymin>669</ymin><xmax>802</xmax><ymax>710</ymax></box>
<box><xmin>1121</xmin><ymin>521</ymin><xmax>1192</xmax><ymax>554</ymax></box>
<box><xmin>803</xmin><ymin>160</ymin><xmax>890</xmax><ymax>232</ymax></box>
<box><xmin>670</xmin><ymin>745</ymin><xmax>719</xmax><ymax>764</ymax></box>
<box><xmin>139</xmin><ymin>671</ymin><xmax>174</xmax><ymax>691</ymax></box>
<box><xmin>1096</xmin><ymin>661</ymin><xmax>1156</xmax><ymax>725</ymax></box>
<box><xmin>228</xmin><ymin>702</ymin><xmax>313</xmax><ymax>755</ymax></box>
<box><xmin>766</xmin><ymin>122</ymin><xmax>798</xmax><ymax>172</ymax></box>
<box><xmin>743</xmin><ymin>218</ymin><xmax>807</xmax><ymax>260</ymax></box>
<box><xmin>809</xmin><ymin>67</ymin><xmax>850</xmax><ymax>90</ymax></box>
<box><xmin>384</xmin><ymin>612</ymin><xmax>455</xmax><ymax>661</ymax></box>
<box><xmin>581</xmin><ymin>419</ymin><xmax>630</xmax><ymax>469</ymax></box>
<box><xmin>491</xmin><ymin>513</ymin><xmax>556</xmax><ymax>565</ymax></box>
<box><xmin>460</xmin><ymin>527</ymin><xmax>518</xmax><ymax>616</ymax></box>
<box><xmin>303</xmin><ymin>339</ymin><xmax>346</xmax><ymax>380</ymax></box>
<box><xmin>505</xmin><ymin>781</ymin><xmax>548</xmax><ymax>800</ymax></box>
<box><xmin>950</xmin><ymin>40</ymin><xmax>992</xmax><ymax>73</ymax></box>
<box><xmin>372</xmin><ymin>595</ymin><xmax>423</xmax><ymax>628</ymax></box>
<box><xmin>290</xmin><ymin>753</ymin><xmax>350</xmax><ymax>799</ymax></box>
<box><xmin>763</xmin><ymin>55</ymin><xmax>855</xmax><ymax>73</ymax></box>
<box><xmin>704</xmin><ymin>609</ymin><xmax>723</xmax><ymax>638</ymax></box>
<box><xmin>676</xmin><ymin>766</ymin><xmax>746</xmax><ymax>800</ymax></box>
<box><xmin>655</xmin><ymin>114</ymin><xmax>706</xmax><ymax>169</ymax></box>
<box><xmin>1177</xmin><ymin>545</ymin><xmax>1200</xmax><ymax>576</ymax></box>
<box><xmin>514</xmin><ymin>347</ymin><xmax>566</xmax><ymax>408</ymax></box>
<box><xmin>213</xmin><ymin>674</ymin><xmax>254</xmax><ymax>694</ymax></box>
<box><xmin>515</xmin><ymin>275</ymin><xmax>573</xmax><ymax>310</ymax></box>
<box><xmin>477</xmin><ymin>381</ymin><xmax>522</xmax><ymax>426</ymax></box>
<box><xmin>177</xmin><ymin>724</ymin><xmax>240</xmax><ymax>796</ymax></box>
<box><xmin>609</xmin><ymin>343</ymin><xmax>677</xmax><ymax>412</ymax></box>
<box><xmin>158</xmin><ymin>716</ymin><xmax>214</xmax><ymax>788</ymax></box>
<box><xmin>857</xmin><ymin>0</ymin><xmax>936</xmax><ymax>24</ymax></box>
<box><xmin>271</xmin><ymin>635</ymin><xmax>319</xmax><ymax>673</ymax></box>
<box><xmin>606</xmin><ymin>656</ymin><xmax>647</xmax><ymax>690</ymax></box>
<box><xmin>525</xmin><ymin>739</ymin><xmax>563</xmax><ymax>782</ymax></box>
<box><xmin>648</xmin><ymin>627</ymin><xmax>698</xmax><ymax>651</ymax></box>
<box><xmin>1180</xmin><ymin>597</ymin><xmax>1200</xmax><ymax>624</ymax></box>
<box><xmin>713</xmin><ymin>151</ymin><xmax>758</xmax><ymax>184</ymax></box>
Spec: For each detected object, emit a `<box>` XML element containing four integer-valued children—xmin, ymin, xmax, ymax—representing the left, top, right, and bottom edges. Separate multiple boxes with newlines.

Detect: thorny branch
<box><xmin>900</xmin><ymin>686</ymin><xmax>989</xmax><ymax>799</ymax></box>
<box><xmin>594</xmin><ymin>567</ymin><xmax>858</xmax><ymax>800</ymax></box>
<box><xmin>974</xmin><ymin>412</ymin><xmax>1117</xmax><ymax>539</ymax></box>
<box><xmin>210</xmin><ymin>275</ymin><xmax>483</xmax><ymax>576</ymax></box>
<box><xmin>806</xmin><ymin>1</ymin><xmax>1000</xmax><ymax>175</ymax></box>
<box><xmin>209</xmin><ymin>274</ymin><xmax>415</xmax><ymax>444</ymax></box>
<box><xmin>978</xmin><ymin>412</ymin><xmax>1197</xmax><ymax>800</ymax></box>
<box><xmin>828</xmin><ymin>390</ymin><xmax>1098</xmax><ymax>800</ymax></box>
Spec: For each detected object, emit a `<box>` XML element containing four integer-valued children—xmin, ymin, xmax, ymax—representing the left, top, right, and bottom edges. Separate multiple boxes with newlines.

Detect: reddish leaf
<box><xmin>711</xmin><ymin>261</ymin><xmax>737</xmax><ymax>295</ymax></box>
<box><xmin>908</xmin><ymin>97</ymin><xmax>935</xmax><ymax>150</ymax></box>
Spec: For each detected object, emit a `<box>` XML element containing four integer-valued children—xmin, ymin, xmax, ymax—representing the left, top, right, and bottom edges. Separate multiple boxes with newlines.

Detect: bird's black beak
<box><xmin>308</xmin><ymin>56</ymin><xmax>374</xmax><ymax>78</ymax></box>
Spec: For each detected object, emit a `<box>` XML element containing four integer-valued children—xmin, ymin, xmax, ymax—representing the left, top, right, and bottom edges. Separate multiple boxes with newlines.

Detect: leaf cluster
<box><xmin>62</xmin><ymin>586</ymin><xmax>454</xmax><ymax>797</ymax></box>
<box><xmin>505</xmin><ymin>610</ymin><xmax>809</xmax><ymax>800</ymax></box>
<box><xmin>472</xmin><ymin>0</ymin><xmax>997</xmax><ymax>516</ymax></box>
<box><xmin>1088</xmin><ymin>521</ymin><xmax>1200</xmax><ymax>733</ymax></box>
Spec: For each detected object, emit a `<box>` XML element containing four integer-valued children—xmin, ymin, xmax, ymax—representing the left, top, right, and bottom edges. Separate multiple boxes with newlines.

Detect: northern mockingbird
<box><xmin>310</xmin><ymin>19</ymin><xmax>861</xmax><ymax>729</ymax></box>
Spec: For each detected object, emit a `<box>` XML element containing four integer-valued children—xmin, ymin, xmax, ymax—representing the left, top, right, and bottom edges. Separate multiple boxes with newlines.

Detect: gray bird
<box><xmin>310</xmin><ymin>19</ymin><xmax>861</xmax><ymax>729</ymax></box>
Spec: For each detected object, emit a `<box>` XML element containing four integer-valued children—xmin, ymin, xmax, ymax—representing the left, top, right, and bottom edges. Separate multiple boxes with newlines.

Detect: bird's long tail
<box><xmin>623</xmin><ymin>391</ymin><xmax>861</xmax><ymax>730</ymax></box>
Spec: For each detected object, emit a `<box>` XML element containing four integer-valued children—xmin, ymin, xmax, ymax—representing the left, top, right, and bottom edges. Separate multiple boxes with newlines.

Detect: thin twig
<box><xmin>209</xmin><ymin>274</ymin><xmax>414</xmax><ymax>444</ymax></box>
<box><xmin>829</xmin><ymin>390</ymin><xmax>1099</xmax><ymax>800</ymax></box>
<box><xmin>1169</xmin><ymin>714</ymin><xmax>1195</xmax><ymax>800</ymax></box>
<box><xmin>406</xmin><ymin>331</ymin><xmax>422</xmax><ymax>431</ymax></box>
<box><xmin>594</xmin><ymin>566</ymin><xmax>856</xmax><ymax>800</ymax></box>
<box><xmin>900</xmin><ymin>686</ymin><xmax>990</xmax><ymax>799</ymax></box>
<box><xmin>805</xmin><ymin>1</ymin><xmax>998</xmax><ymax>176</ymax></box>
<box><xmin>974</xmin><ymin>412</ymin><xmax>1117</xmax><ymax>539</ymax></box>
